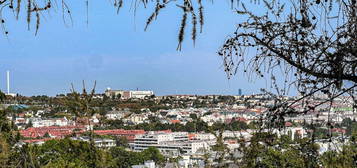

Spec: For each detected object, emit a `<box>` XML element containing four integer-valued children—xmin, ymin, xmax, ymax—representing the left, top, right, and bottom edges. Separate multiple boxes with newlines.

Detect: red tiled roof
<box><xmin>331</xmin><ymin>128</ymin><xmax>346</xmax><ymax>134</ymax></box>
<box><xmin>20</xmin><ymin>125</ymin><xmax>86</xmax><ymax>138</ymax></box>
<box><xmin>94</xmin><ymin>129</ymin><xmax>145</xmax><ymax>136</ymax></box>
<box><xmin>285</xmin><ymin>122</ymin><xmax>293</xmax><ymax>127</ymax></box>
<box><xmin>236</xmin><ymin>117</ymin><xmax>247</xmax><ymax>122</ymax></box>
<box><xmin>21</xmin><ymin>126</ymin><xmax>160</xmax><ymax>142</ymax></box>
<box><xmin>154</xmin><ymin>130</ymin><xmax>172</xmax><ymax>134</ymax></box>
<box><xmin>171</xmin><ymin>120</ymin><xmax>181</xmax><ymax>124</ymax></box>
<box><xmin>188</xmin><ymin>134</ymin><xmax>196</xmax><ymax>140</ymax></box>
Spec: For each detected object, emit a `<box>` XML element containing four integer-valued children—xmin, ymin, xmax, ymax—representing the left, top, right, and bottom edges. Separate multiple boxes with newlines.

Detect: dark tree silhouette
<box><xmin>216</xmin><ymin>1</ymin><xmax>357</xmax><ymax>129</ymax></box>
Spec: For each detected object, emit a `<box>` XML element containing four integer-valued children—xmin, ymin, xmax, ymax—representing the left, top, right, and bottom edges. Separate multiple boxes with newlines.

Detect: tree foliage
<box><xmin>2</xmin><ymin>138</ymin><xmax>164</xmax><ymax>168</ymax></box>
<box><xmin>218</xmin><ymin>0</ymin><xmax>357</xmax><ymax>125</ymax></box>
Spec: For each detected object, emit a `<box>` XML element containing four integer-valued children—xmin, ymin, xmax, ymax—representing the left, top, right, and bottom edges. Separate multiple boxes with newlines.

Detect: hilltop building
<box><xmin>105</xmin><ymin>88</ymin><xmax>154</xmax><ymax>99</ymax></box>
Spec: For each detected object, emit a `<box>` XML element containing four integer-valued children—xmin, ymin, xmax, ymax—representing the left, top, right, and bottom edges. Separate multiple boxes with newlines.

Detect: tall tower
<box><xmin>6</xmin><ymin>70</ymin><xmax>10</xmax><ymax>95</ymax></box>
<box><xmin>238</xmin><ymin>88</ymin><xmax>242</xmax><ymax>96</ymax></box>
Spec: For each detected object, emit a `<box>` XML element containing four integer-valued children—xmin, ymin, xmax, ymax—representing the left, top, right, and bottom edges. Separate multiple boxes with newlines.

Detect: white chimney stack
<box><xmin>6</xmin><ymin>70</ymin><xmax>10</xmax><ymax>95</ymax></box>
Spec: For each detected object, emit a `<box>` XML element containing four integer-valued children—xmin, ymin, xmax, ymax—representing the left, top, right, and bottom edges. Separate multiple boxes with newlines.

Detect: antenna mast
<box><xmin>6</xmin><ymin>70</ymin><xmax>10</xmax><ymax>95</ymax></box>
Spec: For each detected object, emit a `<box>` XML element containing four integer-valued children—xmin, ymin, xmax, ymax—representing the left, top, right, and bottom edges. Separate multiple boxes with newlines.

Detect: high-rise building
<box><xmin>238</xmin><ymin>89</ymin><xmax>242</xmax><ymax>96</ymax></box>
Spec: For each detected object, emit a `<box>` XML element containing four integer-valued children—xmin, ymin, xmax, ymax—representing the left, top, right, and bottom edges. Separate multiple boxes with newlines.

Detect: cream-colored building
<box><xmin>105</xmin><ymin>88</ymin><xmax>154</xmax><ymax>99</ymax></box>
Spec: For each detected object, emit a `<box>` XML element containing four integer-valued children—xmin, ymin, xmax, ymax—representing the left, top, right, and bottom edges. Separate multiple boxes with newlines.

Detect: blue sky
<box><xmin>0</xmin><ymin>1</ymin><xmax>268</xmax><ymax>96</ymax></box>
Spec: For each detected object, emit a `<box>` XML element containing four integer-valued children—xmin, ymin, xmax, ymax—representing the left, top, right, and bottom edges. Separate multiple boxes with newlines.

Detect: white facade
<box><xmin>132</xmin><ymin>160</ymin><xmax>156</xmax><ymax>168</ymax></box>
<box><xmin>94</xmin><ymin>139</ymin><xmax>116</xmax><ymax>148</ymax></box>
<box><xmin>194</xmin><ymin>133</ymin><xmax>216</xmax><ymax>141</ymax></box>
<box><xmin>72</xmin><ymin>137</ymin><xmax>116</xmax><ymax>148</ymax></box>
<box><xmin>270</xmin><ymin>127</ymin><xmax>307</xmax><ymax>140</ymax></box>
<box><xmin>105</xmin><ymin>111</ymin><xmax>124</xmax><ymax>120</ymax></box>
<box><xmin>104</xmin><ymin>89</ymin><xmax>154</xmax><ymax>99</ymax></box>
<box><xmin>30</xmin><ymin>117</ymin><xmax>69</xmax><ymax>127</ymax></box>
<box><xmin>132</xmin><ymin>132</ymin><xmax>209</xmax><ymax>157</ymax></box>
<box><xmin>126</xmin><ymin>114</ymin><xmax>148</xmax><ymax>124</ymax></box>
<box><xmin>130</xmin><ymin>91</ymin><xmax>154</xmax><ymax>99</ymax></box>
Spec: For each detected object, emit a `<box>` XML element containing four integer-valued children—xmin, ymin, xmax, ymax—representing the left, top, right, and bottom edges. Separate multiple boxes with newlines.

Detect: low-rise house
<box><xmin>132</xmin><ymin>160</ymin><xmax>156</xmax><ymax>168</ymax></box>
<box><xmin>72</xmin><ymin>137</ymin><xmax>116</xmax><ymax>148</ymax></box>
<box><xmin>126</xmin><ymin>114</ymin><xmax>147</xmax><ymax>124</ymax></box>
<box><xmin>21</xmin><ymin>138</ymin><xmax>55</xmax><ymax>146</ymax></box>
<box><xmin>270</xmin><ymin>127</ymin><xmax>307</xmax><ymax>140</ymax></box>
<box><xmin>191</xmin><ymin>133</ymin><xmax>216</xmax><ymax>141</ymax></box>
<box><xmin>20</xmin><ymin>136</ymin><xmax>116</xmax><ymax>148</ymax></box>
<box><xmin>105</xmin><ymin>110</ymin><xmax>125</xmax><ymax>120</ymax></box>
<box><xmin>15</xmin><ymin>117</ymin><xmax>27</xmax><ymax>126</ymax></box>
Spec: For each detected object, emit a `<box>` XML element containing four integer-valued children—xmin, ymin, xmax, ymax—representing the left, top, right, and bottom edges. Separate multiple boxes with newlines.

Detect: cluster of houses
<box><xmin>18</xmin><ymin>123</ymin><xmax>307</xmax><ymax>154</ymax></box>
<box><xmin>116</xmin><ymin>107</ymin><xmax>264</xmax><ymax>126</ymax></box>
<box><xmin>3</xmin><ymin>93</ymin><xmax>355</xmax><ymax>167</ymax></box>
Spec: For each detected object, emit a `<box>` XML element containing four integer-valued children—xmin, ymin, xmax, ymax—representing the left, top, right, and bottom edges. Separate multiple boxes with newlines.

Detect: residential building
<box><xmin>132</xmin><ymin>160</ymin><xmax>156</xmax><ymax>168</ymax></box>
<box><xmin>132</xmin><ymin>132</ymin><xmax>209</xmax><ymax>157</ymax></box>
<box><xmin>29</xmin><ymin>117</ymin><xmax>70</xmax><ymax>128</ymax></box>
<box><xmin>105</xmin><ymin>110</ymin><xmax>125</xmax><ymax>120</ymax></box>
<box><xmin>104</xmin><ymin>89</ymin><xmax>124</xmax><ymax>98</ymax></box>
<box><xmin>72</xmin><ymin>137</ymin><xmax>116</xmax><ymax>148</ymax></box>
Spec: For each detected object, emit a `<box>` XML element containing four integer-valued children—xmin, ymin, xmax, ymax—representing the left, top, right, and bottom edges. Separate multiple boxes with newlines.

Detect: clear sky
<box><xmin>0</xmin><ymin>1</ymin><xmax>268</xmax><ymax>96</ymax></box>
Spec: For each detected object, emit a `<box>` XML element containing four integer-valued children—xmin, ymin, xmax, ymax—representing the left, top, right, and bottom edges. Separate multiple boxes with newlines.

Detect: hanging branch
<box><xmin>144</xmin><ymin>1</ymin><xmax>167</xmax><ymax>31</ymax></box>
<box><xmin>191</xmin><ymin>11</ymin><xmax>197</xmax><ymax>46</ymax></box>
<box><xmin>198</xmin><ymin>0</ymin><xmax>204</xmax><ymax>33</ymax></box>
<box><xmin>177</xmin><ymin>8</ymin><xmax>187</xmax><ymax>51</ymax></box>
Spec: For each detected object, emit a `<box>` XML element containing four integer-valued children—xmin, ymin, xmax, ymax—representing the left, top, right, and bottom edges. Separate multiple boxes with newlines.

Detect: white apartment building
<box><xmin>29</xmin><ymin>117</ymin><xmax>69</xmax><ymax>127</ymax></box>
<box><xmin>132</xmin><ymin>132</ymin><xmax>209</xmax><ymax>157</ymax></box>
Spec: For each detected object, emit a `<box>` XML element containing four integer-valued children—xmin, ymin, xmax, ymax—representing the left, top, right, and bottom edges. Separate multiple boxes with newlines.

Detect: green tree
<box><xmin>109</xmin><ymin>147</ymin><xmax>143</xmax><ymax>168</ymax></box>
<box><xmin>65</xmin><ymin>81</ymin><xmax>101</xmax><ymax>167</ymax></box>
<box><xmin>141</xmin><ymin>147</ymin><xmax>165</xmax><ymax>164</ymax></box>
<box><xmin>0</xmin><ymin>135</ymin><xmax>10</xmax><ymax>166</ymax></box>
<box><xmin>115</xmin><ymin>136</ymin><xmax>129</xmax><ymax>148</ymax></box>
<box><xmin>237</xmin><ymin>133</ymin><xmax>319</xmax><ymax>168</ymax></box>
<box><xmin>36</xmin><ymin>138</ymin><xmax>101</xmax><ymax>167</ymax></box>
<box><xmin>189</xmin><ymin>113</ymin><xmax>198</xmax><ymax>120</ymax></box>
<box><xmin>0</xmin><ymin>91</ymin><xmax>5</xmax><ymax>102</ymax></box>
<box><xmin>320</xmin><ymin>143</ymin><xmax>357</xmax><ymax>168</ymax></box>
<box><xmin>109</xmin><ymin>146</ymin><xmax>165</xmax><ymax>168</ymax></box>
<box><xmin>230</xmin><ymin>120</ymin><xmax>248</xmax><ymax>131</ymax></box>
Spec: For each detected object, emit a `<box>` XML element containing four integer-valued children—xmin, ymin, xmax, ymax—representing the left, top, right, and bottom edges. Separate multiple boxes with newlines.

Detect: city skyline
<box><xmin>0</xmin><ymin>70</ymin><xmax>256</xmax><ymax>96</ymax></box>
